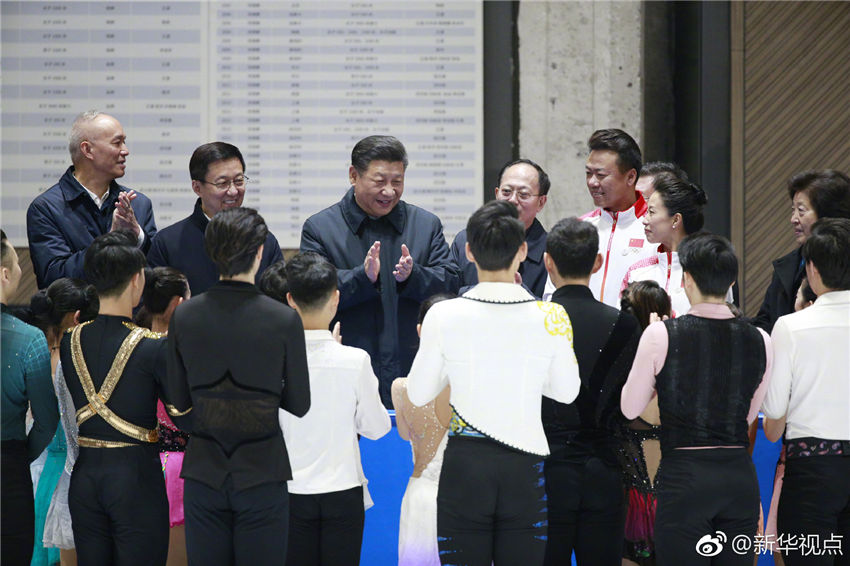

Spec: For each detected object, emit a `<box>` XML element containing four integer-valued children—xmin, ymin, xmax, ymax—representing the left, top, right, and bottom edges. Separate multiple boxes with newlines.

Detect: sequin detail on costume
<box><xmin>71</xmin><ymin>322</ymin><xmax>159</xmax><ymax>444</ymax></box>
<box><xmin>157</xmin><ymin>401</ymin><xmax>189</xmax><ymax>453</ymax></box>
<box><xmin>121</xmin><ymin>321</ymin><xmax>166</xmax><ymax>339</ymax></box>
<box><xmin>616</xmin><ymin>418</ymin><xmax>660</xmax><ymax>561</ymax></box>
<box><xmin>785</xmin><ymin>437</ymin><xmax>849</xmax><ymax>458</ymax></box>
<box><xmin>395</xmin><ymin>381</ymin><xmax>447</xmax><ymax>477</ymax></box>
<box><xmin>535</xmin><ymin>301</ymin><xmax>573</xmax><ymax>340</ymax></box>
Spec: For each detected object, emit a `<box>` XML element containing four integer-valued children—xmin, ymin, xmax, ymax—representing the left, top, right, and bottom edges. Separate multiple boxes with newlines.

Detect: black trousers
<box><xmin>184</xmin><ymin>477</ymin><xmax>289</xmax><ymax>566</ymax></box>
<box><xmin>1</xmin><ymin>440</ymin><xmax>34</xmax><ymax>566</ymax></box>
<box><xmin>543</xmin><ymin>453</ymin><xmax>625</xmax><ymax>566</ymax></box>
<box><xmin>437</xmin><ymin>435</ymin><xmax>547</xmax><ymax>566</ymax></box>
<box><xmin>69</xmin><ymin>444</ymin><xmax>169</xmax><ymax>566</ymax></box>
<box><xmin>285</xmin><ymin>486</ymin><xmax>364</xmax><ymax>566</ymax></box>
<box><xmin>654</xmin><ymin>448</ymin><xmax>759</xmax><ymax>566</ymax></box>
<box><xmin>778</xmin><ymin>455</ymin><xmax>850</xmax><ymax>566</ymax></box>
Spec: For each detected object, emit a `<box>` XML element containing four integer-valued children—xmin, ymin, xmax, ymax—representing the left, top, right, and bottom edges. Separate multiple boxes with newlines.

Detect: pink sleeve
<box><xmin>746</xmin><ymin>328</ymin><xmax>773</xmax><ymax>423</ymax></box>
<box><xmin>620</xmin><ymin>321</ymin><xmax>668</xmax><ymax>419</ymax></box>
<box><xmin>620</xmin><ymin>269</ymin><xmax>631</xmax><ymax>294</ymax></box>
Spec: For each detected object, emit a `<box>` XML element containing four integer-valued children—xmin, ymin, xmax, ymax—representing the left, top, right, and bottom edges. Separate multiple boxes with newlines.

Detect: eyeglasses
<box><xmin>199</xmin><ymin>176</ymin><xmax>249</xmax><ymax>191</ymax></box>
<box><xmin>498</xmin><ymin>187</ymin><xmax>540</xmax><ymax>201</ymax></box>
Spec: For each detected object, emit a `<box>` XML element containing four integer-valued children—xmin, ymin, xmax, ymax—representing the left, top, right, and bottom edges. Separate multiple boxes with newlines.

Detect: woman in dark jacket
<box><xmin>753</xmin><ymin>170</ymin><xmax>850</xmax><ymax>333</ymax></box>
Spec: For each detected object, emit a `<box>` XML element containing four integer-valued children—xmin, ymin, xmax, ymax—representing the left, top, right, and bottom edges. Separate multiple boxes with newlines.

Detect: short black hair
<box><xmin>546</xmin><ymin>217</ymin><xmax>599</xmax><ymax>279</ymax></box>
<box><xmin>84</xmin><ymin>231</ymin><xmax>147</xmax><ymax>297</ymax></box>
<box><xmin>141</xmin><ymin>267</ymin><xmax>189</xmax><ymax>315</ymax></box>
<box><xmin>466</xmin><ymin>200</ymin><xmax>525</xmax><ymax>271</ymax></box>
<box><xmin>802</xmin><ymin>218</ymin><xmax>850</xmax><ymax>290</ymax></box>
<box><xmin>621</xmin><ymin>280</ymin><xmax>672</xmax><ymax>330</ymax></box>
<box><xmin>204</xmin><ymin>207</ymin><xmax>268</xmax><ymax>277</ymax></box>
<box><xmin>285</xmin><ymin>252</ymin><xmax>338</xmax><ymax>311</ymax></box>
<box><xmin>588</xmin><ymin>129</ymin><xmax>642</xmax><ymax>181</ymax></box>
<box><xmin>351</xmin><ymin>135</ymin><xmax>408</xmax><ymax>174</ymax></box>
<box><xmin>258</xmin><ymin>261</ymin><xmax>289</xmax><ymax>304</ymax></box>
<box><xmin>678</xmin><ymin>232</ymin><xmax>738</xmax><ymax>297</ymax></box>
<box><xmin>641</xmin><ymin>161</ymin><xmax>689</xmax><ymax>182</ymax></box>
<box><xmin>0</xmin><ymin>229</ymin><xmax>13</xmax><ymax>268</ymax></box>
<box><xmin>786</xmin><ymin>169</ymin><xmax>850</xmax><ymax>220</ymax></box>
<box><xmin>497</xmin><ymin>159</ymin><xmax>551</xmax><ymax>196</ymax></box>
<box><xmin>652</xmin><ymin>172</ymin><xmax>708</xmax><ymax>234</ymax></box>
<box><xmin>418</xmin><ymin>292</ymin><xmax>456</xmax><ymax>325</ymax></box>
<box><xmin>190</xmin><ymin>142</ymin><xmax>246</xmax><ymax>182</ymax></box>
<box><xmin>29</xmin><ymin>278</ymin><xmax>99</xmax><ymax>335</ymax></box>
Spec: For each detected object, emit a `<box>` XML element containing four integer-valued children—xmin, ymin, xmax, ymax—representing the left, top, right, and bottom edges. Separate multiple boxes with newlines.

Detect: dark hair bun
<box><xmin>692</xmin><ymin>182</ymin><xmax>708</xmax><ymax>206</ymax></box>
<box><xmin>29</xmin><ymin>289</ymin><xmax>53</xmax><ymax>315</ymax></box>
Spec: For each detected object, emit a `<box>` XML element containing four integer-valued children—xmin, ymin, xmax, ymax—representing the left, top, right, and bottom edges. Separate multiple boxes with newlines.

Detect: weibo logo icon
<box><xmin>695</xmin><ymin>531</ymin><xmax>727</xmax><ymax>557</ymax></box>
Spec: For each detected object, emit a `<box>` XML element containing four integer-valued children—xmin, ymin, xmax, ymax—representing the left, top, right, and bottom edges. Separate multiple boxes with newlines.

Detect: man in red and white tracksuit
<box><xmin>544</xmin><ymin>129</ymin><xmax>657</xmax><ymax>308</ymax></box>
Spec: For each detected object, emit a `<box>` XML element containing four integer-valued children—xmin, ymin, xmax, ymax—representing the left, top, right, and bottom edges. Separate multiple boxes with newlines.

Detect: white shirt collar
<box><xmin>813</xmin><ymin>289</ymin><xmax>850</xmax><ymax>306</ymax></box>
<box><xmin>79</xmin><ymin>181</ymin><xmax>108</xmax><ymax>207</ymax></box>
<box><xmin>462</xmin><ymin>282</ymin><xmax>535</xmax><ymax>303</ymax></box>
<box><xmin>304</xmin><ymin>329</ymin><xmax>335</xmax><ymax>341</ymax></box>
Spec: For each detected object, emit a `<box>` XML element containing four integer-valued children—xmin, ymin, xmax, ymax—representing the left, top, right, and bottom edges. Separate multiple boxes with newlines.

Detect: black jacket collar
<box><xmin>773</xmin><ymin>247</ymin><xmax>804</xmax><ymax>299</ymax></box>
<box><xmin>551</xmin><ymin>284</ymin><xmax>596</xmax><ymax>302</ymax></box>
<box><xmin>208</xmin><ymin>279</ymin><xmax>258</xmax><ymax>293</ymax></box>
<box><xmin>525</xmin><ymin>219</ymin><xmax>547</xmax><ymax>265</ymax></box>
<box><xmin>340</xmin><ymin>187</ymin><xmax>406</xmax><ymax>235</ymax></box>
<box><xmin>189</xmin><ymin>198</ymin><xmax>210</xmax><ymax>230</ymax></box>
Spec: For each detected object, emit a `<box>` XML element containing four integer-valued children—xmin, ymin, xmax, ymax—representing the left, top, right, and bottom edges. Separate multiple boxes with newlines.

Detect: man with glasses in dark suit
<box><xmin>450</xmin><ymin>159</ymin><xmax>551</xmax><ymax>298</ymax></box>
<box><xmin>147</xmin><ymin>142</ymin><xmax>284</xmax><ymax>294</ymax></box>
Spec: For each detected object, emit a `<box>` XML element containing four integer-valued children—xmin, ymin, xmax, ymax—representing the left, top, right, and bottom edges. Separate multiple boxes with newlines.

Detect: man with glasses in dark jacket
<box><xmin>147</xmin><ymin>142</ymin><xmax>283</xmax><ymax>294</ymax></box>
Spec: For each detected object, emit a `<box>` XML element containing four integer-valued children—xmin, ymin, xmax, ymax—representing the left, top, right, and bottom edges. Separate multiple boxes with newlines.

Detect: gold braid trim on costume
<box><xmin>121</xmin><ymin>321</ymin><xmax>166</xmax><ymax>339</ymax></box>
<box><xmin>165</xmin><ymin>403</ymin><xmax>192</xmax><ymax>417</ymax></box>
<box><xmin>73</xmin><ymin>323</ymin><xmax>146</xmax><ymax>423</ymax></box>
<box><xmin>78</xmin><ymin>437</ymin><xmax>140</xmax><ymax>449</ymax></box>
<box><xmin>71</xmin><ymin>323</ymin><xmax>159</xmax><ymax>444</ymax></box>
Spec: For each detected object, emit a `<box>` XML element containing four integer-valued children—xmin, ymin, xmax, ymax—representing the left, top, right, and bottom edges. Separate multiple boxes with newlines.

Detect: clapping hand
<box><xmin>111</xmin><ymin>190</ymin><xmax>141</xmax><ymax>235</ymax></box>
<box><xmin>364</xmin><ymin>241</ymin><xmax>381</xmax><ymax>283</ymax></box>
<box><xmin>393</xmin><ymin>244</ymin><xmax>413</xmax><ymax>282</ymax></box>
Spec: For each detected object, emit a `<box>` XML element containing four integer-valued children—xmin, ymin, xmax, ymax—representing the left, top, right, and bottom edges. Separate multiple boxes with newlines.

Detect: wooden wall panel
<box><xmin>736</xmin><ymin>2</ymin><xmax>850</xmax><ymax>316</ymax></box>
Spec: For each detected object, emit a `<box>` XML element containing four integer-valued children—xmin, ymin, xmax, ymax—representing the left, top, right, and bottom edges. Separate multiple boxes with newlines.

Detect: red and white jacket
<box><xmin>544</xmin><ymin>193</ymin><xmax>657</xmax><ymax>308</ymax></box>
<box><xmin>622</xmin><ymin>247</ymin><xmax>689</xmax><ymax>316</ymax></box>
<box><xmin>622</xmin><ymin>247</ymin><xmax>734</xmax><ymax>317</ymax></box>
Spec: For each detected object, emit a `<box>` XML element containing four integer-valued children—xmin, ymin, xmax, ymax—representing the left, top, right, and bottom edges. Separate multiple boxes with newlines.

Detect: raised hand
<box><xmin>393</xmin><ymin>244</ymin><xmax>413</xmax><ymax>282</ymax></box>
<box><xmin>111</xmin><ymin>190</ymin><xmax>141</xmax><ymax>235</ymax></box>
<box><xmin>364</xmin><ymin>241</ymin><xmax>381</xmax><ymax>283</ymax></box>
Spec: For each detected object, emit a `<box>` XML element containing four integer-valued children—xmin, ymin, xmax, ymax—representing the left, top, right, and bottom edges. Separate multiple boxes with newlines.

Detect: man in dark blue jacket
<box><xmin>301</xmin><ymin>135</ymin><xmax>459</xmax><ymax>405</ymax></box>
<box><xmin>146</xmin><ymin>142</ymin><xmax>284</xmax><ymax>294</ymax></box>
<box><xmin>27</xmin><ymin>111</ymin><xmax>157</xmax><ymax>289</ymax></box>
<box><xmin>451</xmin><ymin>159</ymin><xmax>550</xmax><ymax>298</ymax></box>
